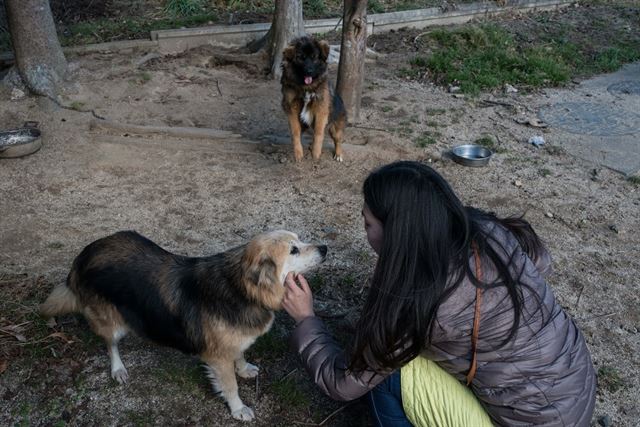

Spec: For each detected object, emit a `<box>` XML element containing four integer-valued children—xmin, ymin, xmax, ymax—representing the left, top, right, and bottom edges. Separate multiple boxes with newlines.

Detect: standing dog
<box><xmin>281</xmin><ymin>36</ymin><xmax>347</xmax><ymax>162</ymax></box>
<box><xmin>40</xmin><ymin>230</ymin><xmax>327</xmax><ymax>421</ymax></box>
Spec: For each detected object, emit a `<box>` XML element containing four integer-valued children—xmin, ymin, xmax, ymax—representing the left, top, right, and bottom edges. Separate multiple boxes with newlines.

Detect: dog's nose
<box><xmin>318</xmin><ymin>245</ymin><xmax>328</xmax><ymax>258</ymax></box>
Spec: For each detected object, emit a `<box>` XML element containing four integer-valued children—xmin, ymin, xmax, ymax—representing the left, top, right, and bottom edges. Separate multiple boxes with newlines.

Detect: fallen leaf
<box><xmin>0</xmin><ymin>359</ymin><xmax>7</xmax><ymax>374</ymax></box>
<box><xmin>0</xmin><ymin>326</ymin><xmax>27</xmax><ymax>342</ymax></box>
<box><xmin>515</xmin><ymin>116</ymin><xmax>548</xmax><ymax>128</ymax></box>
<box><xmin>527</xmin><ymin>118</ymin><xmax>548</xmax><ymax>128</ymax></box>
<box><xmin>48</xmin><ymin>332</ymin><xmax>74</xmax><ymax>344</ymax></box>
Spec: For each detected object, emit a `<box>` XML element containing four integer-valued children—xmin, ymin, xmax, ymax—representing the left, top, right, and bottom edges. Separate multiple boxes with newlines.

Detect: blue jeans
<box><xmin>368</xmin><ymin>371</ymin><xmax>413</xmax><ymax>427</ymax></box>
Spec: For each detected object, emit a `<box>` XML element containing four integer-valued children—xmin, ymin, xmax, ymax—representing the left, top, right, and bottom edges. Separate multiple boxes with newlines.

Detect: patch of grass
<box><xmin>47</xmin><ymin>242</ymin><xmax>65</xmax><ymax>250</ymax></box>
<box><xmin>505</xmin><ymin>156</ymin><xmax>542</xmax><ymax>166</ymax></box>
<box><xmin>545</xmin><ymin>145</ymin><xmax>566</xmax><ymax>156</ymax></box>
<box><xmin>69</xmin><ymin>101</ymin><xmax>86</xmax><ymax>111</ymax></box>
<box><xmin>270</xmin><ymin>376</ymin><xmax>310</xmax><ymax>409</ymax></box>
<box><xmin>407</xmin><ymin>24</ymin><xmax>573</xmax><ymax>94</ymax></box>
<box><xmin>598</xmin><ymin>365</ymin><xmax>625</xmax><ymax>393</ymax></box>
<box><xmin>425</xmin><ymin>120</ymin><xmax>442</xmax><ymax>127</ymax></box>
<box><xmin>410</xmin><ymin>56</ymin><xmax>429</xmax><ymax>67</ymax></box>
<box><xmin>304</xmin><ymin>0</ymin><xmax>329</xmax><ymax>18</ymax></box>
<box><xmin>14</xmin><ymin>402</ymin><xmax>31</xmax><ymax>427</ymax></box>
<box><xmin>156</xmin><ymin>361</ymin><xmax>206</xmax><ymax>395</ymax></box>
<box><xmin>394</xmin><ymin>124</ymin><xmax>414</xmax><ymax>136</ymax></box>
<box><xmin>398</xmin><ymin>67</ymin><xmax>422</xmax><ymax>80</ymax></box>
<box><xmin>59</xmin><ymin>13</ymin><xmax>218</xmax><ymax>46</ymax></box>
<box><xmin>248</xmin><ymin>329</ymin><xmax>288</xmax><ymax>359</ymax></box>
<box><xmin>224</xmin><ymin>0</ymin><xmax>276</xmax><ymax>13</ymax></box>
<box><xmin>414</xmin><ymin>133</ymin><xmax>438</xmax><ymax>148</ymax></box>
<box><xmin>164</xmin><ymin>0</ymin><xmax>205</xmax><ymax>18</ymax></box>
<box><xmin>380</xmin><ymin>105</ymin><xmax>393</xmax><ymax>113</ymax></box>
<box><xmin>425</xmin><ymin>107</ymin><xmax>447</xmax><ymax>115</ymax></box>
<box><xmin>395</xmin><ymin>0</ymin><xmax>428</xmax><ymax>11</ymax></box>
<box><xmin>72</xmin><ymin>374</ymin><xmax>89</xmax><ymax>404</ymax></box>
<box><xmin>77</xmin><ymin>326</ymin><xmax>104</xmax><ymax>351</ymax></box>
<box><xmin>368</xmin><ymin>0</ymin><xmax>386</xmax><ymax>14</ymax></box>
<box><xmin>627</xmin><ymin>175</ymin><xmax>640</xmax><ymax>185</ymax></box>
<box><xmin>405</xmin><ymin>11</ymin><xmax>640</xmax><ymax>94</ymax></box>
<box><xmin>356</xmin><ymin>250</ymin><xmax>372</xmax><ymax>264</ymax></box>
<box><xmin>126</xmin><ymin>409</ymin><xmax>156</xmax><ymax>427</ymax></box>
<box><xmin>307</xmin><ymin>274</ymin><xmax>325</xmax><ymax>293</ymax></box>
<box><xmin>21</xmin><ymin>310</ymin><xmax>61</xmax><ymax>359</ymax></box>
<box><xmin>539</xmin><ymin>168</ymin><xmax>552</xmax><ymax>177</ymax></box>
<box><xmin>475</xmin><ymin>135</ymin><xmax>508</xmax><ymax>153</ymax></box>
<box><xmin>474</xmin><ymin>135</ymin><xmax>495</xmax><ymax>148</ymax></box>
<box><xmin>594</xmin><ymin>46</ymin><xmax>640</xmax><ymax>72</ymax></box>
<box><xmin>341</xmin><ymin>274</ymin><xmax>356</xmax><ymax>287</ymax></box>
<box><xmin>44</xmin><ymin>397</ymin><xmax>65</xmax><ymax>420</ymax></box>
<box><xmin>130</xmin><ymin>72</ymin><xmax>152</xmax><ymax>85</ymax></box>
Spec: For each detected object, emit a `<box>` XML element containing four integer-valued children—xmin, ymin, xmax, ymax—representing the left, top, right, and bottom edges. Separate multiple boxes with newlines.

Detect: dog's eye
<box><xmin>290</xmin><ymin>247</ymin><xmax>300</xmax><ymax>255</ymax></box>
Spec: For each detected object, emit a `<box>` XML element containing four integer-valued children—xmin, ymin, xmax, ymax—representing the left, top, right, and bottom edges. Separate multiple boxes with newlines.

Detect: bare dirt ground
<box><xmin>1</xmin><ymin>7</ymin><xmax>639</xmax><ymax>427</ymax></box>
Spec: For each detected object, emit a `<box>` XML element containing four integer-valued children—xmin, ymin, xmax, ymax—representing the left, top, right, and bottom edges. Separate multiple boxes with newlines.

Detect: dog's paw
<box><xmin>236</xmin><ymin>362</ymin><xmax>259</xmax><ymax>379</ymax></box>
<box><xmin>111</xmin><ymin>367</ymin><xmax>129</xmax><ymax>384</ymax></box>
<box><xmin>231</xmin><ymin>405</ymin><xmax>255</xmax><ymax>421</ymax></box>
<box><xmin>334</xmin><ymin>154</ymin><xmax>343</xmax><ymax>162</ymax></box>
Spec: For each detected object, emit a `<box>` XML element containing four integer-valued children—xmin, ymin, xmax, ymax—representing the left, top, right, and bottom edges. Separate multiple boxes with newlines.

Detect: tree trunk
<box><xmin>248</xmin><ymin>0</ymin><xmax>305</xmax><ymax>80</ymax></box>
<box><xmin>5</xmin><ymin>0</ymin><xmax>67</xmax><ymax>98</ymax></box>
<box><xmin>336</xmin><ymin>0</ymin><xmax>368</xmax><ymax>123</ymax></box>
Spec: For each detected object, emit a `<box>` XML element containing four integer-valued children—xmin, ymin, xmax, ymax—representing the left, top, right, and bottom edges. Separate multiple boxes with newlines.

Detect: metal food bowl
<box><xmin>0</xmin><ymin>122</ymin><xmax>42</xmax><ymax>158</ymax></box>
<box><xmin>451</xmin><ymin>144</ymin><xmax>493</xmax><ymax>167</ymax></box>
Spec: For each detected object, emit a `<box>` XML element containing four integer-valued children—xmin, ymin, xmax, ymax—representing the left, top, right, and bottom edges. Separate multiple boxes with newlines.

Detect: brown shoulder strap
<box><xmin>466</xmin><ymin>243</ymin><xmax>483</xmax><ymax>386</ymax></box>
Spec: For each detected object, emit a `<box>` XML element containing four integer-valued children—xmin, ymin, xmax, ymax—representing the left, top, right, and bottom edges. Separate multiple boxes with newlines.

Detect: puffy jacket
<box><xmin>290</xmin><ymin>222</ymin><xmax>596</xmax><ymax>426</ymax></box>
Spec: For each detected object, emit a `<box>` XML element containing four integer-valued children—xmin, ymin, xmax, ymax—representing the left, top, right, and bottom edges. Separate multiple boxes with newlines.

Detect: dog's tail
<box><xmin>40</xmin><ymin>273</ymin><xmax>80</xmax><ymax>317</ymax></box>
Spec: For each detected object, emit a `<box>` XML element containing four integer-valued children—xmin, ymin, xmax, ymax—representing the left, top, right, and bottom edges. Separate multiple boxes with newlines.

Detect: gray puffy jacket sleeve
<box><xmin>290</xmin><ymin>316</ymin><xmax>389</xmax><ymax>401</ymax></box>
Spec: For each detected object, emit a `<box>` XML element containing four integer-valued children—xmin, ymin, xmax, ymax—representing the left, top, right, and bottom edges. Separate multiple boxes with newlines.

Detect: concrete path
<box><xmin>538</xmin><ymin>62</ymin><xmax>640</xmax><ymax>176</ymax></box>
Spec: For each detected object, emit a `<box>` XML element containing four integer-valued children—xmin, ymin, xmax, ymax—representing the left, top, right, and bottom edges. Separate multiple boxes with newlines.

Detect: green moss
<box><xmin>414</xmin><ymin>133</ymin><xmax>438</xmax><ymax>147</ymax></box>
<box><xmin>270</xmin><ymin>376</ymin><xmax>310</xmax><ymax>408</ymax></box>
<box><xmin>598</xmin><ymin>365</ymin><xmax>625</xmax><ymax>393</ymax></box>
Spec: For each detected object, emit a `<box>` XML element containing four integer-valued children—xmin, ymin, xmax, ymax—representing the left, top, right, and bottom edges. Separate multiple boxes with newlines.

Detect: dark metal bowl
<box><xmin>0</xmin><ymin>122</ymin><xmax>42</xmax><ymax>158</ymax></box>
<box><xmin>451</xmin><ymin>144</ymin><xmax>493</xmax><ymax>167</ymax></box>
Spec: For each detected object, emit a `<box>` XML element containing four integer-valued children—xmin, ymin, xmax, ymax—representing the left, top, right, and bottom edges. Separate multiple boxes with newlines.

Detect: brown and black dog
<box><xmin>281</xmin><ymin>36</ymin><xmax>347</xmax><ymax>162</ymax></box>
<box><xmin>40</xmin><ymin>230</ymin><xmax>327</xmax><ymax>421</ymax></box>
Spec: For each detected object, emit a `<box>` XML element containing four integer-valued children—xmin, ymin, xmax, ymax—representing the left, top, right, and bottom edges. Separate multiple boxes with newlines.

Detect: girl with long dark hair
<box><xmin>283</xmin><ymin>161</ymin><xmax>595</xmax><ymax>426</ymax></box>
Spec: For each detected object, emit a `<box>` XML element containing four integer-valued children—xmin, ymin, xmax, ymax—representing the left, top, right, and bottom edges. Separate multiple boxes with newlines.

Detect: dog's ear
<box><xmin>318</xmin><ymin>40</ymin><xmax>330</xmax><ymax>61</ymax></box>
<box><xmin>283</xmin><ymin>45</ymin><xmax>295</xmax><ymax>61</ymax></box>
<box><xmin>250</xmin><ymin>257</ymin><xmax>278</xmax><ymax>288</ymax></box>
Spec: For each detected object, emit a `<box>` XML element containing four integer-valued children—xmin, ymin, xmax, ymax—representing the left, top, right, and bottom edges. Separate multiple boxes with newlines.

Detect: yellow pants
<box><xmin>401</xmin><ymin>357</ymin><xmax>494</xmax><ymax>427</ymax></box>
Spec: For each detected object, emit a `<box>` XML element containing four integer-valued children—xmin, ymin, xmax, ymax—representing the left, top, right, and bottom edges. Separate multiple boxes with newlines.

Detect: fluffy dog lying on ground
<box><xmin>40</xmin><ymin>230</ymin><xmax>327</xmax><ymax>421</ymax></box>
<box><xmin>281</xmin><ymin>35</ymin><xmax>347</xmax><ymax>162</ymax></box>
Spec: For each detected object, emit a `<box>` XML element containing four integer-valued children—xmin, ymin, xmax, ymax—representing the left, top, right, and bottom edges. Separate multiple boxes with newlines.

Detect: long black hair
<box><xmin>349</xmin><ymin>161</ymin><xmax>545</xmax><ymax>372</ymax></box>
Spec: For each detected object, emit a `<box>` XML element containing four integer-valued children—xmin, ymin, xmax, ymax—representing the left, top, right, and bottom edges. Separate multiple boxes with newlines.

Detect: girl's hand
<box><xmin>283</xmin><ymin>272</ymin><xmax>315</xmax><ymax>324</ymax></box>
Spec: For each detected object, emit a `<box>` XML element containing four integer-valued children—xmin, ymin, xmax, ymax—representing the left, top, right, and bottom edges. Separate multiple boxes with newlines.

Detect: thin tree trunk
<box><xmin>336</xmin><ymin>0</ymin><xmax>368</xmax><ymax>123</ymax></box>
<box><xmin>5</xmin><ymin>0</ymin><xmax>67</xmax><ymax>98</ymax></box>
<box><xmin>248</xmin><ymin>0</ymin><xmax>304</xmax><ymax>79</ymax></box>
